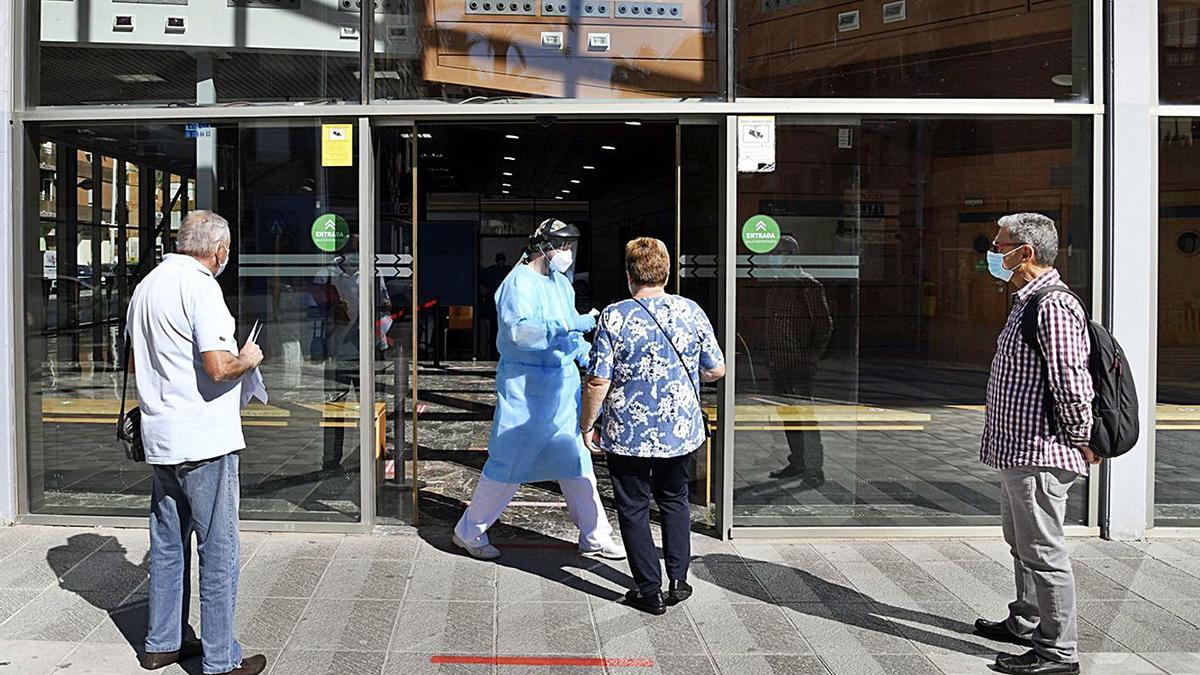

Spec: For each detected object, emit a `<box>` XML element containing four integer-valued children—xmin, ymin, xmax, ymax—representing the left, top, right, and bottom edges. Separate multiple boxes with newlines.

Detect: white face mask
<box><xmin>215</xmin><ymin>243</ymin><xmax>230</xmax><ymax>277</ymax></box>
<box><xmin>549</xmin><ymin>248</ymin><xmax>574</xmax><ymax>274</ymax></box>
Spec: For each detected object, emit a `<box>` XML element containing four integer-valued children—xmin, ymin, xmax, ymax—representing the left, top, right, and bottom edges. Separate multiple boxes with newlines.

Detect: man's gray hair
<box><xmin>998</xmin><ymin>212</ymin><xmax>1059</xmax><ymax>267</ymax></box>
<box><xmin>176</xmin><ymin>210</ymin><xmax>231</xmax><ymax>258</ymax></box>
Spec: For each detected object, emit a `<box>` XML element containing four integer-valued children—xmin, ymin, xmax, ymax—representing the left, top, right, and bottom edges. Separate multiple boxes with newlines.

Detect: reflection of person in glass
<box><xmin>310</xmin><ymin>234</ymin><xmax>390</xmax><ymax>473</ymax></box>
<box><xmin>765</xmin><ymin>235</ymin><xmax>833</xmax><ymax>486</ymax></box>
<box><xmin>453</xmin><ymin>219</ymin><xmax>624</xmax><ymax>561</ymax></box>
<box><xmin>479</xmin><ymin>253</ymin><xmax>510</xmax><ymax>359</ymax></box>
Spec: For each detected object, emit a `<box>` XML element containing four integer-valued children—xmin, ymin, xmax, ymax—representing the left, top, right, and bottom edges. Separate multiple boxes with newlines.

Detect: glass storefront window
<box><xmin>1157</xmin><ymin>118</ymin><xmax>1200</xmax><ymax>527</ymax></box>
<box><xmin>737</xmin><ymin>1</ymin><xmax>1092</xmax><ymax>100</ymax></box>
<box><xmin>1162</xmin><ymin>1</ymin><xmax>1200</xmax><ymax>103</ymax></box>
<box><xmin>374</xmin><ymin>0</ymin><xmax>720</xmax><ymax>100</ymax></box>
<box><xmin>732</xmin><ymin>116</ymin><xmax>1094</xmax><ymax>527</ymax></box>
<box><xmin>32</xmin><ymin>0</ymin><xmax>721</xmax><ymax>105</ymax></box>
<box><xmin>24</xmin><ymin>120</ymin><xmax>364</xmax><ymax>522</ymax></box>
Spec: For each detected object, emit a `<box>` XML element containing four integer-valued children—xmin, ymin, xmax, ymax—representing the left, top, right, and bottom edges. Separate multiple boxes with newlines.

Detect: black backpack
<box><xmin>1021</xmin><ymin>285</ymin><xmax>1139</xmax><ymax>458</ymax></box>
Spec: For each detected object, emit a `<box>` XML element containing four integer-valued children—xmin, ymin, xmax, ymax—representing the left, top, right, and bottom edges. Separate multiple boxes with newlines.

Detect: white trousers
<box><xmin>454</xmin><ymin>473</ymin><xmax>614</xmax><ymax>550</ymax></box>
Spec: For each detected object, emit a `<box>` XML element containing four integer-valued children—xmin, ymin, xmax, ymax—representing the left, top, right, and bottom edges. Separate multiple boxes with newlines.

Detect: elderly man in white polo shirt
<box><xmin>126</xmin><ymin>210</ymin><xmax>266</xmax><ymax>675</ymax></box>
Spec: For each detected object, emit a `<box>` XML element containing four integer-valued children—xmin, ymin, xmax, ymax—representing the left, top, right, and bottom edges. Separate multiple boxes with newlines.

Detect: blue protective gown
<box><xmin>481</xmin><ymin>264</ymin><xmax>593</xmax><ymax>484</ymax></box>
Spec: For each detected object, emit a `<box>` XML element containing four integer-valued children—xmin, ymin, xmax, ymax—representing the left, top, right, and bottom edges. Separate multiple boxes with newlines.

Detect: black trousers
<box><xmin>606</xmin><ymin>450</ymin><xmax>693</xmax><ymax>596</ymax></box>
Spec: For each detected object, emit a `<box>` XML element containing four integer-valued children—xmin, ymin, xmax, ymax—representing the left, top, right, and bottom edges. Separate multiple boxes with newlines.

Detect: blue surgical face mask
<box><xmin>986</xmin><ymin>250</ymin><xmax>1014</xmax><ymax>283</ymax></box>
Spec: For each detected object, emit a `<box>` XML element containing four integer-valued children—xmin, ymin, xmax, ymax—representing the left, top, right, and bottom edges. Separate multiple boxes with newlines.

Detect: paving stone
<box><xmin>0</xmin><ymin>589</ymin><xmax>109</xmax><ymax>642</ymax></box>
<box><xmin>811</xmin><ymin>542</ymin><xmax>908</xmax><ymax>563</ymax></box>
<box><xmin>495</xmin><ymin>563</ymin><xmax>599</xmax><ymax>603</ymax></box>
<box><xmin>1076</xmin><ymin>652</ymin><xmax>1168</xmax><ymax>674</ymax></box>
<box><xmin>820</xmin><ymin>653</ymin><xmax>942</xmax><ymax>675</ymax></box>
<box><xmin>1079</xmin><ymin>599</ymin><xmax>1200</xmax><ymax>652</ymax></box>
<box><xmin>712</xmin><ymin>655</ymin><xmax>830</xmax><ymax>674</ymax></box>
<box><xmin>57</xmin><ymin>552</ymin><xmax>149</xmax><ymax>611</ymax></box>
<box><xmin>253</xmin><ymin>534</ymin><xmax>341</xmax><ymax>560</ymax></box>
<box><xmin>1067</xmin><ymin>539</ymin><xmax>1148</xmax><ymax>560</ymax></box>
<box><xmin>1143</xmin><ymin>652</ymin><xmax>1200</xmax><ymax>675</ymax></box>
<box><xmin>0</xmin><ymin>590</ymin><xmax>41</xmax><ymax>627</ymax></box>
<box><xmin>391</xmin><ymin>601</ymin><xmax>494</xmax><ymax>655</ymax></box>
<box><xmin>381</xmin><ymin>653</ymin><xmax>494</xmax><ymax>674</ymax></box>
<box><xmin>289</xmin><ymin>599</ymin><xmax>400</xmax><ymax>652</ymax></box>
<box><xmin>270</xmin><ymin>649</ymin><xmax>387</xmax><ymax>675</ymax></box>
<box><xmin>495</xmin><ymin>601</ymin><xmax>598</xmax><ymax>656</ymax></box>
<box><xmin>734</xmin><ymin>543</ymin><xmax>826</xmax><ymax>565</ymax></box>
<box><xmin>335</xmin><ymin>535</ymin><xmax>420</xmax><ymax>561</ymax></box>
<box><xmin>0</xmin><ymin>639</ymin><xmax>82</xmax><ymax>675</ymax></box>
<box><xmin>890</xmin><ymin>541</ymin><xmax>991</xmax><ymax>563</ymax></box>
<box><xmin>682</xmin><ymin>558</ymin><xmax>772</xmax><ymax>604</ymax></box>
<box><xmin>314</xmin><ymin>559</ymin><xmax>408</xmax><ymax>600</ymax></box>
<box><xmin>238</xmin><ymin>556</ymin><xmax>331</xmax><ymax>599</ymax></box>
<box><xmin>924</xmin><ymin>652</ymin><xmax>998</xmax><ymax>675</ymax></box>
<box><xmin>689</xmin><ymin>601</ymin><xmax>812</xmax><ymax>655</ymax></box>
<box><xmin>829</xmin><ymin>561</ymin><xmax>959</xmax><ymax>610</ymax></box>
<box><xmin>405</xmin><ymin>559</ymin><xmax>496</xmax><ymax>603</ymax></box>
<box><xmin>592</xmin><ymin>600</ymin><xmax>706</xmax><ymax>656</ymax></box>
<box><xmin>637</xmin><ymin>654</ymin><xmax>718</xmax><ymax>674</ymax></box>
<box><xmin>1080</xmin><ymin>558</ymin><xmax>1200</xmax><ymax>600</ymax></box>
<box><xmin>780</xmin><ymin>603</ymin><xmax>917</xmax><ymax>656</ymax></box>
<box><xmin>226</xmin><ymin>596</ymin><xmax>308</xmax><ymax>650</ymax></box>
<box><xmin>54</xmin><ymin>642</ymin><xmax>191</xmax><ymax>675</ymax></box>
<box><xmin>747</xmin><ymin>561</ymin><xmax>867</xmax><ymax>604</ymax></box>
<box><xmin>873</xmin><ymin>600</ymin><xmax>1000</xmax><ymax>656</ymax></box>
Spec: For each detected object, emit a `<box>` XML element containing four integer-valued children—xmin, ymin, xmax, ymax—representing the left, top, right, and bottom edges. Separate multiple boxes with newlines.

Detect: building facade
<box><xmin>0</xmin><ymin>0</ymin><xmax>1191</xmax><ymax>539</ymax></box>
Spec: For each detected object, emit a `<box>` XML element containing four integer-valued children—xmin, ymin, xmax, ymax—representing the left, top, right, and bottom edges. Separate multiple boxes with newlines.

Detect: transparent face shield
<box><xmin>538</xmin><ymin>240</ymin><xmax>579</xmax><ymax>276</ymax></box>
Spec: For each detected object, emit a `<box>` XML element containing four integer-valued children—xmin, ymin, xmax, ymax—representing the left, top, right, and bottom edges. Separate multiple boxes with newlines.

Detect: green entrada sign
<box><xmin>741</xmin><ymin>215</ymin><xmax>781</xmax><ymax>253</ymax></box>
<box><xmin>311</xmin><ymin>214</ymin><xmax>349</xmax><ymax>252</ymax></box>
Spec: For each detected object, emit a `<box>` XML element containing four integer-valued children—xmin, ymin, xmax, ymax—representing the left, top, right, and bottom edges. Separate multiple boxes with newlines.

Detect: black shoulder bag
<box><xmin>117</xmin><ymin>339</ymin><xmax>145</xmax><ymax>462</ymax></box>
<box><xmin>633</xmin><ymin>297</ymin><xmax>713</xmax><ymax>439</ymax></box>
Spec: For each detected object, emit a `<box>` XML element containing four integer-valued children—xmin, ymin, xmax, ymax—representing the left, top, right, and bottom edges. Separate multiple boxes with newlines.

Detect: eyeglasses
<box><xmin>990</xmin><ymin>240</ymin><xmax>1027</xmax><ymax>254</ymax></box>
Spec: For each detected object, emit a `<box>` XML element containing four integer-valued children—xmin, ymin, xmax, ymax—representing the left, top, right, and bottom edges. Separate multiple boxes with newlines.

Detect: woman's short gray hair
<box><xmin>176</xmin><ymin>210</ymin><xmax>231</xmax><ymax>258</ymax></box>
<box><xmin>998</xmin><ymin>212</ymin><xmax>1059</xmax><ymax>267</ymax></box>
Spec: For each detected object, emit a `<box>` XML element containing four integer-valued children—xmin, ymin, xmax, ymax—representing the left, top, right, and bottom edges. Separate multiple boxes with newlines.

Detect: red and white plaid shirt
<box><xmin>980</xmin><ymin>269</ymin><xmax>1093</xmax><ymax>475</ymax></box>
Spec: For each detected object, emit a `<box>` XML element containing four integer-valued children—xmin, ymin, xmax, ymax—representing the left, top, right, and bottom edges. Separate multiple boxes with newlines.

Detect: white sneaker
<box><xmin>580</xmin><ymin>541</ymin><xmax>626</xmax><ymax>560</ymax></box>
<box><xmin>453</xmin><ymin>533</ymin><xmax>501</xmax><ymax>560</ymax></box>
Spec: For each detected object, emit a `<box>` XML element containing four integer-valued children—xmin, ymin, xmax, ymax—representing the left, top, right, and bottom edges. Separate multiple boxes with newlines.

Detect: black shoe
<box><xmin>666</xmin><ymin>579</ymin><xmax>692</xmax><ymax>606</ymax></box>
<box><xmin>624</xmin><ymin>590</ymin><xmax>667</xmax><ymax>616</ymax></box>
<box><xmin>140</xmin><ymin>640</ymin><xmax>202</xmax><ymax>670</ymax></box>
<box><xmin>993</xmin><ymin>650</ymin><xmax>1079</xmax><ymax>675</ymax></box>
<box><xmin>974</xmin><ymin>618</ymin><xmax>1034</xmax><ymax>647</ymax></box>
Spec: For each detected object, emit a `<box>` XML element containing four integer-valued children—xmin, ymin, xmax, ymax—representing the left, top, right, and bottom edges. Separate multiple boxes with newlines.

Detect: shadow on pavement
<box><xmin>48</xmin><ymin>533</ymin><xmax>203</xmax><ymax>675</ymax></box>
<box><xmin>696</xmin><ymin>552</ymin><xmax>991</xmax><ymax>657</ymax></box>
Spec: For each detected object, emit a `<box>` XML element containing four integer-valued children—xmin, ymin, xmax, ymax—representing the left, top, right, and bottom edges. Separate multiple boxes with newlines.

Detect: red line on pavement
<box><xmin>431</xmin><ymin>655</ymin><xmax>654</xmax><ymax>667</ymax></box>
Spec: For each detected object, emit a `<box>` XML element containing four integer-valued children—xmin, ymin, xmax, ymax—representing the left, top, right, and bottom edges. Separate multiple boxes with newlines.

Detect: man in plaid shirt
<box><xmin>973</xmin><ymin>213</ymin><xmax>1102</xmax><ymax>675</ymax></box>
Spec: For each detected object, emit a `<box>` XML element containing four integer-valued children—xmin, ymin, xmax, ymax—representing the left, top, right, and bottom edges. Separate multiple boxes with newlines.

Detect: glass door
<box><xmin>374</xmin><ymin>119</ymin><xmax>725</xmax><ymax>530</ymax></box>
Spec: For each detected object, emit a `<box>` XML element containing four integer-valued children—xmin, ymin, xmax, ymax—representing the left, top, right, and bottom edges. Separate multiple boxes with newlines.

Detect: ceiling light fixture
<box><xmin>503</xmin><ymin>156</ymin><xmax>516</xmax><ymax>161</ymax></box>
<box><xmin>561</xmin><ymin>189</ymin><xmax>570</xmax><ymax>194</ymax></box>
<box><xmin>624</xmin><ymin>121</ymin><xmax>642</xmax><ymax>126</ymax></box>
<box><xmin>555</xmin><ymin>196</ymin><xmax>564</xmax><ymax>200</ymax></box>
<box><xmin>505</xmin><ymin>134</ymin><xmax>520</xmax><ymax>140</ymax></box>
<box><xmin>503</xmin><ymin>171</ymin><xmax>513</xmax><ymax>176</ymax></box>
<box><xmin>583</xmin><ymin>165</ymin><xmax>595</xmax><ymax>170</ymax></box>
<box><xmin>601</xmin><ymin>145</ymin><xmax>616</xmax><ymax>151</ymax></box>
<box><xmin>570</xmin><ymin>179</ymin><xmax>580</xmax><ymax>184</ymax></box>
<box><xmin>502</xmin><ymin>182</ymin><xmax>512</xmax><ymax>187</ymax></box>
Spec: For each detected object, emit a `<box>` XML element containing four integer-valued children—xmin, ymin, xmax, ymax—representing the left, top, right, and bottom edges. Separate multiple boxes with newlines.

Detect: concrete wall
<box><xmin>0</xmin><ymin>0</ymin><xmax>18</xmax><ymax>525</ymax></box>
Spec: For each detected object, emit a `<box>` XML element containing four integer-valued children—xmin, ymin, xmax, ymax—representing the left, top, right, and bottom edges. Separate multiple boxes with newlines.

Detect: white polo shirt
<box><xmin>126</xmin><ymin>254</ymin><xmax>245</xmax><ymax>465</ymax></box>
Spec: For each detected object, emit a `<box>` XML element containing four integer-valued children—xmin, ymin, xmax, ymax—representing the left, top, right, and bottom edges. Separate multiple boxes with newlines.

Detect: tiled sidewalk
<box><xmin>2</xmin><ymin>525</ymin><xmax>1200</xmax><ymax>674</ymax></box>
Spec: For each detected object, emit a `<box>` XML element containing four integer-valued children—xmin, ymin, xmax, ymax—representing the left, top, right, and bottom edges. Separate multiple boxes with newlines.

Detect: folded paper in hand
<box><xmin>241</xmin><ymin>367</ymin><xmax>268</xmax><ymax>407</ymax></box>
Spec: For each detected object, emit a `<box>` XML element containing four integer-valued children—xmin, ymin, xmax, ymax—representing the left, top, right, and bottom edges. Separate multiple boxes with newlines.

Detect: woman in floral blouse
<box><xmin>580</xmin><ymin>237</ymin><xmax>725</xmax><ymax>615</ymax></box>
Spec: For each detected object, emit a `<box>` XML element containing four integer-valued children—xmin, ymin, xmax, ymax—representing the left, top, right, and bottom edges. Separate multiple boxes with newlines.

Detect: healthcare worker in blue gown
<box><xmin>453</xmin><ymin>219</ymin><xmax>625</xmax><ymax>561</ymax></box>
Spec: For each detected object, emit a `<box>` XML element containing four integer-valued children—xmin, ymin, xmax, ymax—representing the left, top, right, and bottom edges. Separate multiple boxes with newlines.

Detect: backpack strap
<box><xmin>1019</xmin><ymin>283</ymin><xmax>1088</xmax><ymax>437</ymax></box>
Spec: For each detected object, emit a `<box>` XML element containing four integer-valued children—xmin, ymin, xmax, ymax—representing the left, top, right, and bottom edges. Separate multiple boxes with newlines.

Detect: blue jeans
<box><xmin>146</xmin><ymin>452</ymin><xmax>243</xmax><ymax>674</ymax></box>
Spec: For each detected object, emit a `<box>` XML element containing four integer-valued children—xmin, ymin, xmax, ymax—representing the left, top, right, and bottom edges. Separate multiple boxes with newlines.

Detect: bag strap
<box><xmin>118</xmin><ymin>338</ymin><xmax>132</xmax><ymax>434</ymax></box>
<box><xmin>632</xmin><ymin>297</ymin><xmax>702</xmax><ymax>407</ymax></box>
<box><xmin>1019</xmin><ymin>284</ymin><xmax>1088</xmax><ymax>436</ymax></box>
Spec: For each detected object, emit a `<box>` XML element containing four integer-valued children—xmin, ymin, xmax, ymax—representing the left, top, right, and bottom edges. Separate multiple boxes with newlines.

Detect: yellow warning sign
<box><xmin>321</xmin><ymin>124</ymin><xmax>354</xmax><ymax>167</ymax></box>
